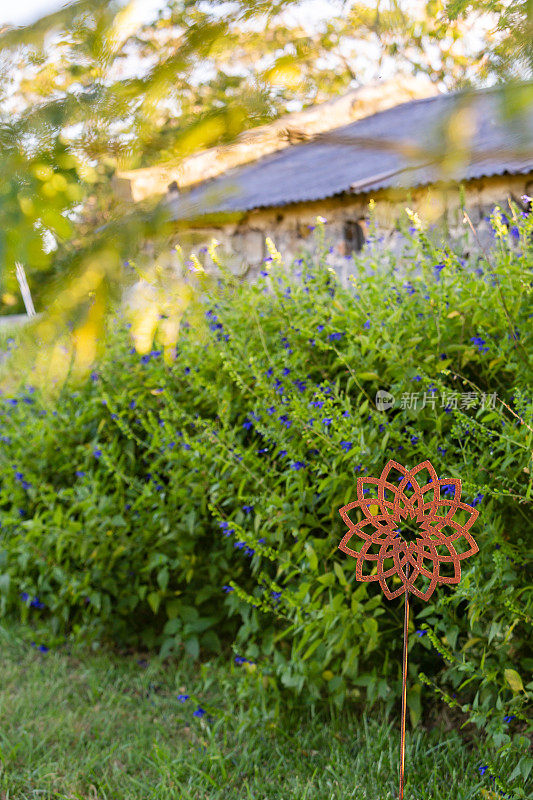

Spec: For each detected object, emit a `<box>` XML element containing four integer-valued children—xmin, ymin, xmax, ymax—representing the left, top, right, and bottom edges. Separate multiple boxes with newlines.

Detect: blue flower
<box><xmin>503</xmin><ymin>715</ymin><xmax>516</xmax><ymax>723</ymax></box>
<box><xmin>403</xmin><ymin>282</ymin><xmax>415</xmax><ymax>296</ymax></box>
<box><xmin>243</xmin><ymin>419</ymin><xmax>253</xmax><ymax>430</ymax></box>
<box><xmin>416</xmin><ymin>630</ymin><xmax>426</xmax><ymax>637</ymax></box>
<box><xmin>471</xmin><ymin>493</ymin><xmax>484</xmax><ymax>506</ymax></box>
<box><xmin>410</xmin><ymin>436</ymin><xmax>419</xmax><ymax>444</ymax></box>
<box><xmin>510</xmin><ymin>226</ymin><xmax>519</xmax><ymax>240</ymax></box>
<box><xmin>271</xmin><ymin>591</ymin><xmax>282</xmax><ymax>601</ymax></box>
<box><xmin>363</xmin><ymin>320</ymin><xmax>370</xmax><ymax>330</ymax></box>
<box><xmin>323</xmin><ymin>418</ymin><xmax>332</xmax><ymax>426</ymax></box>
<box><xmin>234</xmin><ymin>656</ymin><xmax>247</xmax><ymax>665</ymax></box>
<box><xmin>141</xmin><ymin>354</ymin><xmax>151</xmax><ymax>364</ymax></box>
<box><xmin>282</xmin><ymin>367</ymin><xmax>291</xmax><ymax>376</ymax></box>
<box><xmin>340</xmin><ymin>441</ymin><xmax>353</xmax><ymax>452</ymax></box>
<box><xmin>437</xmin><ymin>447</ymin><xmax>446</xmax><ymax>456</ymax></box>
<box><xmin>178</xmin><ymin>694</ymin><xmax>190</xmax><ymax>702</ymax></box>
<box><xmin>37</xmin><ymin>644</ymin><xmax>49</xmax><ymax>653</ymax></box>
<box><xmin>278</xmin><ymin>450</ymin><xmax>287</xmax><ymax>458</ymax></box>
<box><xmin>193</xmin><ymin>707</ymin><xmax>206</xmax><ymax>718</ymax></box>
<box><xmin>278</xmin><ymin>414</ymin><xmax>292</xmax><ymax>428</ymax></box>
<box><xmin>478</xmin><ymin>766</ymin><xmax>489</xmax><ymax>776</ymax></box>
<box><xmin>94</xmin><ymin>449</ymin><xmax>102</xmax><ymax>459</ymax></box>
<box><xmin>222</xmin><ymin>585</ymin><xmax>234</xmax><ymax>593</ymax></box>
<box><xmin>267</xmin><ymin>406</ymin><xmax>275</xmax><ymax>414</ymax></box>
<box><xmin>242</xmin><ymin>505</ymin><xmax>254</xmax><ymax>513</ymax></box>
<box><xmin>342</xmin><ymin>410</ymin><xmax>350</xmax><ymax>418</ymax></box>
<box><xmin>234</xmin><ymin>541</ymin><xmax>245</xmax><ymax>549</ymax></box>
<box><xmin>470</xmin><ymin>336</ymin><xmax>489</xmax><ymax>353</ymax></box>
<box><xmin>129</xmin><ymin>400</ymin><xmax>136</xmax><ymax>410</ymax></box>
<box><xmin>290</xmin><ymin>461</ymin><xmax>306</xmax><ymax>470</ymax></box>
<box><xmin>413</xmin><ymin>375</ymin><xmax>421</xmax><ymax>382</ymax></box>
<box><xmin>328</xmin><ymin>332</ymin><xmax>345</xmax><ymax>341</ymax></box>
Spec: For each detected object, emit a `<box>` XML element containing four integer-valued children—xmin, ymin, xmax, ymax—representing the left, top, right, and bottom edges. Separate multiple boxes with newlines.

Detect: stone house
<box><xmin>115</xmin><ymin>79</ymin><xmax>533</xmax><ymax>279</ymax></box>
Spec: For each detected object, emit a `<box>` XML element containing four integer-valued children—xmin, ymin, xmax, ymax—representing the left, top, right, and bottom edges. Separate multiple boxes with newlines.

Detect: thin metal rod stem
<box><xmin>399</xmin><ymin>564</ymin><xmax>410</xmax><ymax>800</ymax></box>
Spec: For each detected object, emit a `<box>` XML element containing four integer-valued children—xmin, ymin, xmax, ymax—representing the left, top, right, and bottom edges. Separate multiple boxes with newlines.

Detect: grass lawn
<box><xmin>0</xmin><ymin>622</ymin><xmax>503</xmax><ymax>800</ymax></box>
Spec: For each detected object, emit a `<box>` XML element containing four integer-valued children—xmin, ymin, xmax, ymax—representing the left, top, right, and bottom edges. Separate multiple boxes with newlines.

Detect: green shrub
<box><xmin>0</xmin><ymin>206</ymin><xmax>531</xmax><ymax>795</ymax></box>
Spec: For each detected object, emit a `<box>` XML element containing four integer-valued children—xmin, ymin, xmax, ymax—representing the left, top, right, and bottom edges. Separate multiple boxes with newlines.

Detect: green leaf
<box><xmin>333</xmin><ymin>561</ymin><xmax>348</xmax><ymax>586</ymax></box>
<box><xmin>305</xmin><ymin>543</ymin><xmax>318</xmax><ymax>572</ymax></box>
<box><xmin>302</xmin><ymin>639</ymin><xmax>321</xmax><ymax>661</ymax></box>
<box><xmin>163</xmin><ymin>617</ymin><xmax>181</xmax><ymax>635</ymax></box>
<box><xmin>184</xmin><ymin>636</ymin><xmax>199</xmax><ymax>659</ymax></box>
<box><xmin>519</xmin><ymin>757</ymin><xmax>532</xmax><ymax>782</ymax></box>
<box><xmin>166</xmin><ymin>599</ymin><xmax>181</xmax><ymax>619</ymax></box>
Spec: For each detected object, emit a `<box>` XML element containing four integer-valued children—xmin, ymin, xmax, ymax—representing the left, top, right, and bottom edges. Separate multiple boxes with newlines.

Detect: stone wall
<box><xmin>164</xmin><ymin>172</ymin><xmax>533</xmax><ymax>282</ymax></box>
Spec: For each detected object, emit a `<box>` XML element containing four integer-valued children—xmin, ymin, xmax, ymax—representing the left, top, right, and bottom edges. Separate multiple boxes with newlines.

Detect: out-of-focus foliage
<box><xmin>447</xmin><ymin>0</ymin><xmax>533</xmax><ymax>82</ymax></box>
<box><xmin>0</xmin><ymin>0</ymin><xmax>531</xmax><ymax>361</ymax></box>
<box><xmin>0</xmin><ymin>209</ymin><xmax>531</xmax><ymax>795</ymax></box>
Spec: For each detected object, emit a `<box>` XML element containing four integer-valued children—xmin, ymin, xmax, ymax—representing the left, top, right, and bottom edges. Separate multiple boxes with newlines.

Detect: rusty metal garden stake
<box><xmin>337</xmin><ymin>460</ymin><xmax>479</xmax><ymax>799</ymax></box>
<box><xmin>399</xmin><ymin>563</ymin><xmax>410</xmax><ymax>800</ymax></box>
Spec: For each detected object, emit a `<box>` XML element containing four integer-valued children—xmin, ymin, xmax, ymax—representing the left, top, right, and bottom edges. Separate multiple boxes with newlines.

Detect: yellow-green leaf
<box><xmin>504</xmin><ymin>668</ymin><xmax>524</xmax><ymax>693</ymax></box>
<box><xmin>147</xmin><ymin>591</ymin><xmax>161</xmax><ymax>614</ymax></box>
<box><xmin>356</xmin><ymin>372</ymin><xmax>380</xmax><ymax>381</ymax></box>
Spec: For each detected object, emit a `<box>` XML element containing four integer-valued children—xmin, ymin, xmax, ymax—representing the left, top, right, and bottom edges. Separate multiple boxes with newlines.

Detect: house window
<box><xmin>344</xmin><ymin>219</ymin><xmax>365</xmax><ymax>254</ymax></box>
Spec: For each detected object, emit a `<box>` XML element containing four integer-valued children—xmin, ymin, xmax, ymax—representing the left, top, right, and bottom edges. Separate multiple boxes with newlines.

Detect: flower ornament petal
<box><xmin>337</xmin><ymin>460</ymin><xmax>479</xmax><ymax>601</ymax></box>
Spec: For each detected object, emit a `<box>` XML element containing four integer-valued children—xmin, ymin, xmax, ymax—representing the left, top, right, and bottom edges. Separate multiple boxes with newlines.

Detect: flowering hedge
<box><xmin>0</xmin><ymin>208</ymin><xmax>531</xmax><ymax>795</ymax></box>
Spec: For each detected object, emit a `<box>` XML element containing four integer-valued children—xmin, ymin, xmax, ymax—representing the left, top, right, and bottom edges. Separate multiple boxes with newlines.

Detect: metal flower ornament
<box><xmin>337</xmin><ymin>460</ymin><xmax>479</xmax><ymax>800</ymax></box>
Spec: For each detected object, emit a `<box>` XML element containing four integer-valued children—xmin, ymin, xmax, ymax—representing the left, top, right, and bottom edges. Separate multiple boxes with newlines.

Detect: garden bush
<box><xmin>0</xmin><ymin>205</ymin><xmax>531</xmax><ymax>794</ymax></box>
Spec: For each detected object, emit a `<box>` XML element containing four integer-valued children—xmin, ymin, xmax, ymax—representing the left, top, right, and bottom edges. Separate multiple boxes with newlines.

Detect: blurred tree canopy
<box><xmin>0</xmin><ymin>0</ymin><xmax>531</xmax><ymax>372</ymax></box>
